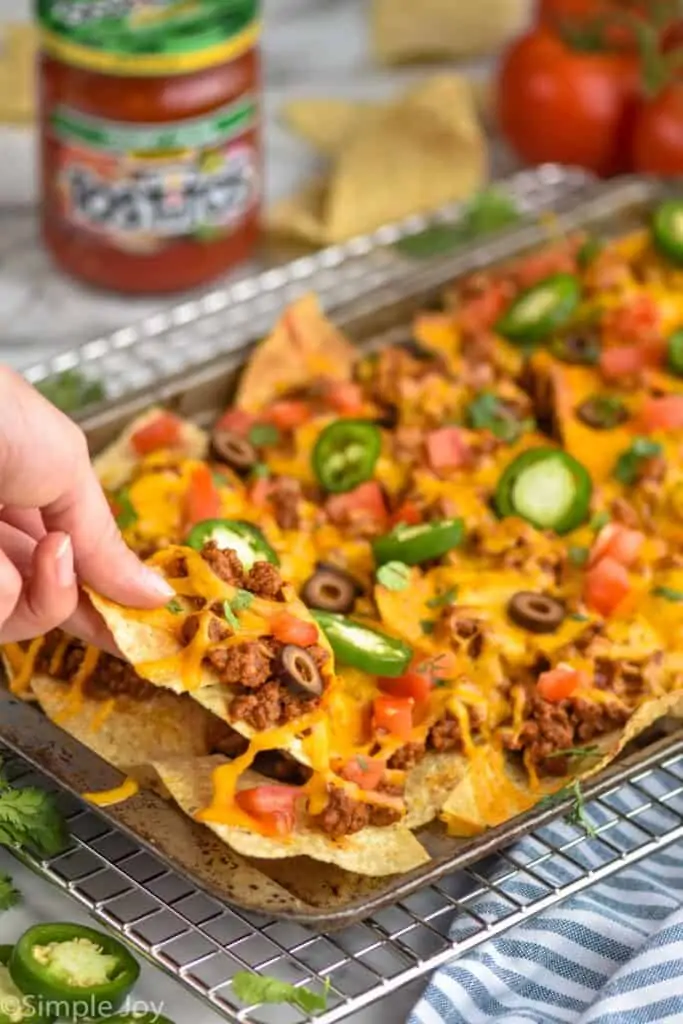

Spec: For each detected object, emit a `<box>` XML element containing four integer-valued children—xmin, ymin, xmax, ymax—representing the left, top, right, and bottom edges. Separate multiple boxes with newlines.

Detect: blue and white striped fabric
<box><xmin>411</xmin><ymin>783</ymin><xmax>683</xmax><ymax>1023</ymax></box>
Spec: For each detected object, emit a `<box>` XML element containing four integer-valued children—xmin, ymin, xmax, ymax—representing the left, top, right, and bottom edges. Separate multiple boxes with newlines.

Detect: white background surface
<box><xmin>0</xmin><ymin>1</ymin><xmax>531</xmax><ymax>1020</ymax></box>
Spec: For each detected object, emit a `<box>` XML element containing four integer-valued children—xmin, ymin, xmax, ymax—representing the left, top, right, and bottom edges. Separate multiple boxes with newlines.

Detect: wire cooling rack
<box><xmin>5</xmin><ymin>740</ymin><xmax>683</xmax><ymax>1024</ymax></box>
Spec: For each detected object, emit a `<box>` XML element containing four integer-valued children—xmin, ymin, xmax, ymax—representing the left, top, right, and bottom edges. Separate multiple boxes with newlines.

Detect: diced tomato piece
<box><xmin>184</xmin><ymin>465</ymin><xmax>221</xmax><ymax>527</ymax></box>
<box><xmin>583</xmin><ymin>556</ymin><xmax>631</xmax><ymax>617</ymax></box>
<box><xmin>264</xmin><ymin>400</ymin><xmax>311</xmax><ymax>431</ymax></box>
<box><xmin>391</xmin><ymin>500</ymin><xmax>422</xmax><ymax>527</ymax></box>
<box><xmin>270</xmin><ymin>611</ymin><xmax>318</xmax><ymax>647</ymax></box>
<box><xmin>536</xmin><ymin>664</ymin><xmax>582</xmax><ymax>702</ymax></box>
<box><xmin>458</xmin><ymin>282</ymin><xmax>511</xmax><ymax>335</ymax></box>
<box><xmin>599</xmin><ymin>345</ymin><xmax>644</xmax><ymax>381</ymax></box>
<box><xmin>215</xmin><ymin>408</ymin><xmax>254</xmax><ymax>436</ymax></box>
<box><xmin>604</xmin><ymin>294</ymin><xmax>661</xmax><ymax>347</ymax></box>
<box><xmin>235</xmin><ymin>785</ymin><xmax>300</xmax><ymax>836</ymax></box>
<box><xmin>341</xmin><ymin>756</ymin><xmax>385</xmax><ymax>791</ymax></box>
<box><xmin>589</xmin><ymin>522</ymin><xmax>645</xmax><ymax>569</ymax></box>
<box><xmin>326</xmin><ymin>481</ymin><xmax>388</xmax><ymax>526</ymax></box>
<box><xmin>512</xmin><ymin>245</ymin><xmax>578</xmax><ymax>290</ymax></box>
<box><xmin>372</xmin><ymin>695</ymin><xmax>414</xmax><ymax>742</ymax></box>
<box><xmin>130</xmin><ymin>412</ymin><xmax>183</xmax><ymax>456</ymax></box>
<box><xmin>641</xmin><ymin>395</ymin><xmax>683</xmax><ymax>433</ymax></box>
<box><xmin>379</xmin><ymin>652</ymin><xmax>455</xmax><ymax>703</ymax></box>
<box><xmin>426</xmin><ymin>427</ymin><xmax>471</xmax><ymax>473</ymax></box>
<box><xmin>324</xmin><ymin>381</ymin><xmax>364</xmax><ymax>415</ymax></box>
<box><xmin>250</xmin><ymin>477</ymin><xmax>272</xmax><ymax>508</ymax></box>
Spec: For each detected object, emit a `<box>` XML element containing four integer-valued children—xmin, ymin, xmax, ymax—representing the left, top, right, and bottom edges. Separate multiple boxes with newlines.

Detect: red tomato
<box><xmin>341</xmin><ymin>756</ymin><xmax>385</xmax><ymax>790</ymax></box>
<box><xmin>380</xmin><ymin>652</ymin><xmax>455</xmax><ymax>702</ymax></box>
<box><xmin>584</xmin><ymin>556</ymin><xmax>631</xmax><ymax>616</ymax></box>
<box><xmin>600</xmin><ymin>345</ymin><xmax>645</xmax><ymax>381</ymax></box>
<box><xmin>184</xmin><ymin>465</ymin><xmax>221</xmax><ymax>527</ymax></box>
<box><xmin>632</xmin><ymin>81</ymin><xmax>683</xmax><ymax>175</ymax></box>
<box><xmin>391</xmin><ymin>501</ymin><xmax>423</xmax><ymax>527</ymax></box>
<box><xmin>270</xmin><ymin>611</ymin><xmax>319</xmax><ymax>647</ymax></box>
<box><xmin>130</xmin><ymin>412</ymin><xmax>183</xmax><ymax>456</ymax></box>
<box><xmin>512</xmin><ymin>243</ymin><xmax>578</xmax><ymax>290</ymax></box>
<box><xmin>324</xmin><ymin>381</ymin><xmax>365</xmax><ymax>415</ymax></box>
<box><xmin>589</xmin><ymin>522</ymin><xmax>644</xmax><ymax>568</ymax></box>
<box><xmin>497</xmin><ymin>28</ymin><xmax>638</xmax><ymax>177</ymax></box>
<box><xmin>458</xmin><ymin>282</ymin><xmax>511</xmax><ymax>335</ymax></box>
<box><xmin>215</xmin><ymin>408</ymin><xmax>254</xmax><ymax>436</ymax></box>
<box><xmin>603</xmin><ymin>295</ymin><xmax>662</xmax><ymax>346</ymax></box>
<box><xmin>265</xmin><ymin>400</ymin><xmax>310</xmax><ymax>431</ymax></box>
<box><xmin>249</xmin><ymin>477</ymin><xmax>272</xmax><ymax>508</ymax></box>
<box><xmin>235</xmin><ymin>785</ymin><xmax>300</xmax><ymax>836</ymax></box>
<box><xmin>326</xmin><ymin>481</ymin><xmax>388</xmax><ymax>526</ymax></box>
<box><xmin>641</xmin><ymin>395</ymin><xmax>683</xmax><ymax>432</ymax></box>
<box><xmin>662</xmin><ymin>20</ymin><xmax>683</xmax><ymax>53</ymax></box>
<box><xmin>536</xmin><ymin>664</ymin><xmax>582</xmax><ymax>701</ymax></box>
<box><xmin>372</xmin><ymin>695</ymin><xmax>414</xmax><ymax>742</ymax></box>
<box><xmin>426</xmin><ymin>427</ymin><xmax>471</xmax><ymax>473</ymax></box>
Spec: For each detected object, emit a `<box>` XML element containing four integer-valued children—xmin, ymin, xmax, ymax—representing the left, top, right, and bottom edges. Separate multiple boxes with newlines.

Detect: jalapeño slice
<box><xmin>9</xmin><ymin>924</ymin><xmax>140</xmax><ymax>1018</ymax></box>
<box><xmin>373</xmin><ymin>519</ymin><xmax>465</xmax><ymax>567</ymax></box>
<box><xmin>494</xmin><ymin>447</ymin><xmax>592</xmax><ymax>534</ymax></box>
<box><xmin>0</xmin><ymin>946</ymin><xmax>55</xmax><ymax>1024</ymax></box>
<box><xmin>312</xmin><ymin>610</ymin><xmax>412</xmax><ymax>678</ymax></box>
<box><xmin>312</xmin><ymin>420</ymin><xmax>382</xmax><ymax>493</ymax></box>
<box><xmin>652</xmin><ymin>199</ymin><xmax>683</xmax><ymax>266</ymax></box>
<box><xmin>186</xmin><ymin>518</ymin><xmax>279</xmax><ymax>568</ymax></box>
<box><xmin>496</xmin><ymin>274</ymin><xmax>582</xmax><ymax>344</ymax></box>
<box><xmin>667</xmin><ymin>329</ymin><xmax>683</xmax><ymax>377</ymax></box>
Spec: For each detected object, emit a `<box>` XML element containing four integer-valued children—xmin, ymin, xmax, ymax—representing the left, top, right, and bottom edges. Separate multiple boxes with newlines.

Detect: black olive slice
<box><xmin>302</xmin><ymin>568</ymin><xmax>357</xmax><ymax>613</ymax></box>
<box><xmin>575</xmin><ymin>395</ymin><xmax>629</xmax><ymax>430</ymax></box>
<box><xmin>254</xmin><ymin>750</ymin><xmax>313</xmax><ymax>785</ymax></box>
<box><xmin>276</xmin><ymin>644</ymin><xmax>324</xmax><ymax>698</ymax></box>
<box><xmin>508</xmin><ymin>592</ymin><xmax>565</xmax><ymax>634</ymax></box>
<box><xmin>210</xmin><ymin>428</ymin><xmax>257</xmax><ymax>474</ymax></box>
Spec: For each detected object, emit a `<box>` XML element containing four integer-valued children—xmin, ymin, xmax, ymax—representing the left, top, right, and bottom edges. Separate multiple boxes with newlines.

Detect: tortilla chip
<box><xmin>151</xmin><ymin>756</ymin><xmax>430</xmax><ymax>876</ymax></box>
<box><xmin>93</xmin><ymin>408</ymin><xmax>208</xmax><ymax>491</ymax></box>
<box><xmin>234</xmin><ymin>294</ymin><xmax>355</xmax><ymax>412</ymax></box>
<box><xmin>403</xmin><ymin>751</ymin><xmax>469</xmax><ymax>828</ymax></box>
<box><xmin>372</xmin><ymin>0</ymin><xmax>528</xmax><ymax>63</ymax></box>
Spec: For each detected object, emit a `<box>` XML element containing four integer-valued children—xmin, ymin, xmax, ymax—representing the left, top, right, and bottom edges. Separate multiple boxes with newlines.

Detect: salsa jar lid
<box><xmin>37</xmin><ymin>0</ymin><xmax>261</xmax><ymax>76</ymax></box>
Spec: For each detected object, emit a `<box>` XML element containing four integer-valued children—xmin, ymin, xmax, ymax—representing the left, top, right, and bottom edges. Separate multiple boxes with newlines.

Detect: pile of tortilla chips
<box><xmin>269</xmin><ymin>75</ymin><xmax>489</xmax><ymax>246</ymax></box>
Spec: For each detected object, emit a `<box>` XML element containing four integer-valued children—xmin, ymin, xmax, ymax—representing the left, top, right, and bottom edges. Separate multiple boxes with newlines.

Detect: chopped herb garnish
<box><xmin>232</xmin><ymin>971</ymin><xmax>329</xmax><ymax>1014</ymax></box>
<box><xmin>589</xmin><ymin>510</ymin><xmax>610</xmax><ymax>532</ymax></box>
<box><xmin>231</xmin><ymin>589</ymin><xmax>254</xmax><ymax>612</ymax></box>
<box><xmin>36</xmin><ymin>368</ymin><xmax>106</xmax><ymax>413</ymax></box>
<box><xmin>570</xmin><ymin>612</ymin><xmax>590</xmax><ymax>622</ymax></box>
<box><xmin>166</xmin><ymin>598</ymin><xmax>183</xmax><ymax>614</ymax></box>
<box><xmin>250</xmin><ymin>462</ymin><xmax>271</xmax><ymax>480</ymax></box>
<box><xmin>111</xmin><ymin>488</ymin><xmax>138</xmax><ymax>530</ymax></box>
<box><xmin>222</xmin><ymin>600</ymin><xmax>240</xmax><ymax>631</ymax></box>
<box><xmin>0</xmin><ymin>761</ymin><xmax>67</xmax><ymax>857</ymax></box>
<box><xmin>427</xmin><ymin>586</ymin><xmax>459</xmax><ymax>609</ymax></box>
<box><xmin>212</xmin><ymin>472</ymin><xmax>229</xmax><ymax>487</ymax></box>
<box><xmin>651</xmin><ymin>585</ymin><xmax>683</xmax><ymax>602</ymax></box>
<box><xmin>577</xmin><ymin>236</ymin><xmax>604</xmax><ymax>268</ymax></box>
<box><xmin>356</xmin><ymin>756</ymin><xmax>369</xmax><ymax>772</ymax></box>
<box><xmin>0</xmin><ymin>874</ymin><xmax>20</xmax><ymax>913</ymax></box>
<box><xmin>377</xmin><ymin>561</ymin><xmax>411</xmax><ymax>592</ymax></box>
<box><xmin>568</xmin><ymin>545</ymin><xmax>589</xmax><ymax>567</ymax></box>
<box><xmin>613</xmin><ymin>438</ymin><xmax>663</xmax><ymax>486</ymax></box>
<box><xmin>420</xmin><ymin>619</ymin><xmax>436</xmax><ymax>635</ymax></box>
<box><xmin>538</xmin><ymin>779</ymin><xmax>596</xmax><ymax>837</ymax></box>
<box><xmin>395</xmin><ymin>189</ymin><xmax>520</xmax><ymax>259</ymax></box>
<box><xmin>465</xmin><ymin>392</ymin><xmax>534</xmax><ymax>444</ymax></box>
<box><xmin>546</xmin><ymin>745</ymin><xmax>600</xmax><ymax>761</ymax></box>
<box><xmin>249</xmin><ymin>423</ymin><xmax>281</xmax><ymax>448</ymax></box>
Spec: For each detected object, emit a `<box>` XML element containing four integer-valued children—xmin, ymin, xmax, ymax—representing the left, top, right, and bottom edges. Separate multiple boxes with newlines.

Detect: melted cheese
<box><xmin>83</xmin><ymin>777</ymin><xmax>139</xmax><ymax>807</ymax></box>
<box><xmin>7</xmin><ymin>638</ymin><xmax>44</xmax><ymax>697</ymax></box>
<box><xmin>55</xmin><ymin>647</ymin><xmax>101</xmax><ymax>724</ymax></box>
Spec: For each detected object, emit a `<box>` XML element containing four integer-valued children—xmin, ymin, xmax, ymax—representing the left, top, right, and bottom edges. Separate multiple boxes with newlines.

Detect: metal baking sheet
<box><xmin>4</xmin><ymin>170</ymin><xmax>683</xmax><ymax>931</ymax></box>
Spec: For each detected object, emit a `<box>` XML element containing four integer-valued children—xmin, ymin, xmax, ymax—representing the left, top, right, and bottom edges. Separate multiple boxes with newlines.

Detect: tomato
<box><xmin>235</xmin><ymin>785</ymin><xmax>300</xmax><ymax>836</ymax></box>
<box><xmin>458</xmin><ymin>282</ymin><xmax>511</xmax><ymax>335</ymax></box>
<box><xmin>512</xmin><ymin>243</ymin><xmax>578</xmax><ymax>290</ymax></box>
<box><xmin>270</xmin><ymin>611</ymin><xmax>319</xmax><ymax>646</ymax></box>
<box><xmin>391</xmin><ymin>500</ymin><xmax>423</xmax><ymax>527</ymax></box>
<box><xmin>249</xmin><ymin>477</ymin><xmax>272</xmax><ymax>508</ymax></box>
<box><xmin>641</xmin><ymin>394</ymin><xmax>683</xmax><ymax>432</ymax></box>
<box><xmin>130</xmin><ymin>412</ymin><xmax>183</xmax><ymax>456</ymax></box>
<box><xmin>599</xmin><ymin>345</ymin><xmax>645</xmax><ymax>380</ymax></box>
<box><xmin>632</xmin><ymin>81</ymin><xmax>683</xmax><ymax>175</ymax></box>
<box><xmin>325</xmin><ymin>381</ymin><xmax>365</xmax><ymax>416</ymax></box>
<box><xmin>265</xmin><ymin>400</ymin><xmax>310</xmax><ymax>431</ymax></box>
<box><xmin>497</xmin><ymin>28</ymin><xmax>638</xmax><ymax>177</ymax></box>
<box><xmin>372</xmin><ymin>695</ymin><xmax>414</xmax><ymax>741</ymax></box>
<box><xmin>380</xmin><ymin>652</ymin><xmax>455</xmax><ymax>702</ymax></box>
<box><xmin>215</xmin><ymin>408</ymin><xmax>254</xmax><ymax>436</ymax></box>
<box><xmin>662</xmin><ymin>20</ymin><xmax>683</xmax><ymax>53</ymax></box>
<box><xmin>603</xmin><ymin>294</ymin><xmax>662</xmax><ymax>347</ymax></box>
<box><xmin>184</xmin><ymin>465</ymin><xmax>221</xmax><ymax>527</ymax></box>
<box><xmin>589</xmin><ymin>522</ymin><xmax>645</xmax><ymax>568</ymax></box>
<box><xmin>584</xmin><ymin>556</ymin><xmax>631</xmax><ymax>616</ymax></box>
<box><xmin>341</xmin><ymin>756</ymin><xmax>385</xmax><ymax>790</ymax></box>
<box><xmin>426</xmin><ymin>427</ymin><xmax>471</xmax><ymax>473</ymax></box>
<box><xmin>536</xmin><ymin>663</ymin><xmax>582</xmax><ymax>701</ymax></box>
<box><xmin>326</xmin><ymin>481</ymin><xmax>388</xmax><ymax>526</ymax></box>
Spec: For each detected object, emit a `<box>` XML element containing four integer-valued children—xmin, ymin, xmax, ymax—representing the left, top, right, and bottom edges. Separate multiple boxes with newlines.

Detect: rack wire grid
<box><xmin>5</xmin><ymin>740</ymin><xmax>683</xmax><ymax>1024</ymax></box>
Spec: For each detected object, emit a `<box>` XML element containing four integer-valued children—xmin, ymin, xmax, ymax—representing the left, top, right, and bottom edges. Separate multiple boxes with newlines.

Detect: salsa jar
<box><xmin>37</xmin><ymin>1</ymin><xmax>262</xmax><ymax>295</ymax></box>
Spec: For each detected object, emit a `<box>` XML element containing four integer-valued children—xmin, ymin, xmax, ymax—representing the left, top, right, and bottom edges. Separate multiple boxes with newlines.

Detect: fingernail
<box><xmin>140</xmin><ymin>566</ymin><xmax>176</xmax><ymax>601</ymax></box>
<box><xmin>56</xmin><ymin>535</ymin><xmax>74</xmax><ymax>588</ymax></box>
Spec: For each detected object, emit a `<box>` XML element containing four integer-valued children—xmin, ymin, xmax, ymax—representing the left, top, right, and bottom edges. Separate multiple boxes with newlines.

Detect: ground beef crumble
<box><xmin>35</xmin><ymin>630</ymin><xmax>159</xmax><ymax>702</ymax></box>
<box><xmin>312</xmin><ymin>784</ymin><xmax>403</xmax><ymax>838</ymax></box>
<box><xmin>199</xmin><ymin>542</ymin><xmax>285</xmax><ymax>601</ymax></box>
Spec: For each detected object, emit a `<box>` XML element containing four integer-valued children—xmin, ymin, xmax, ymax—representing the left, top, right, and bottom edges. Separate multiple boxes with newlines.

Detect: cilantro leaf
<box><xmin>36</xmin><ymin>369</ymin><xmax>106</xmax><ymax>413</ymax></box>
<box><xmin>537</xmin><ymin>780</ymin><xmax>596</xmax><ymax>837</ymax></box>
<box><xmin>589</xmin><ymin>510</ymin><xmax>610</xmax><ymax>532</ymax></box>
<box><xmin>0</xmin><ymin>874</ymin><xmax>21</xmax><ymax>913</ymax></box>
<box><xmin>250</xmin><ymin>462</ymin><xmax>271</xmax><ymax>480</ymax></box>
<box><xmin>577</xmin><ymin>236</ymin><xmax>604</xmax><ymax>268</ymax></box>
<box><xmin>231</xmin><ymin>589</ymin><xmax>254</xmax><ymax>612</ymax></box>
<box><xmin>222</xmin><ymin>600</ymin><xmax>240</xmax><ymax>630</ymax></box>
<box><xmin>232</xmin><ymin>971</ymin><xmax>329</xmax><ymax>1014</ymax></box>
<box><xmin>427</xmin><ymin>586</ymin><xmax>459</xmax><ymax>609</ymax></box>
<box><xmin>652</xmin><ymin>585</ymin><xmax>683</xmax><ymax>602</ymax></box>
<box><xmin>613</xmin><ymin>438</ymin><xmax>663</xmax><ymax>486</ymax></box>
<box><xmin>570</xmin><ymin>612</ymin><xmax>589</xmax><ymax>622</ymax></box>
<box><xmin>249</xmin><ymin>423</ymin><xmax>281</xmax><ymax>448</ymax></box>
<box><xmin>377</xmin><ymin>561</ymin><xmax>411</xmax><ymax>592</ymax></box>
<box><xmin>466</xmin><ymin>392</ymin><xmax>533</xmax><ymax>444</ymax></box>
<box><xmin>568</xmin><ymin>545</ymin><xmax>589</xmax><ymax>567</ymax></box>
<box><xmin>420</xmin><ymin>619</ymin><xmax>436</xmax><ymax>635</ymax></box>
<box><xmin>112</xmin><ymin>488</ymin><xmax>138</xmax><ymax>530</ymax></box>
<box><xmin>166</xmin><ymin>598</ymin><xmax>183</xmax><ymax>614</ymax></box>
<box><xmin>0</xmin><ymin>775</ymin><xmax>67</xmax><ymax>858</ymax></box>
<box><xmin>546</xmin><ymin>745</ymin><xmax>600</xmax><ymax>761</ymax></box>
<box><xmin>395</xmin><ymin>189</ymin><xmax>520</xmax><ymax>259</ymax></box>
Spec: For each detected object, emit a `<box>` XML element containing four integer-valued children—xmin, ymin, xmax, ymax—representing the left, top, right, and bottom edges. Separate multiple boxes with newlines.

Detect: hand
<box><xmin>0</xmin><ymin>367</ymin><xmax>175</xmax><ymax>651</ymax></box>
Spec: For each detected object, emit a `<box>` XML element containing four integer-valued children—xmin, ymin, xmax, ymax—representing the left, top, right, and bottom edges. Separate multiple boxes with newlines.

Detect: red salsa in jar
<box><xmin>37</xmin><ymin>1</ymin><xmax>261</xmax><ymax>295</ymax></box>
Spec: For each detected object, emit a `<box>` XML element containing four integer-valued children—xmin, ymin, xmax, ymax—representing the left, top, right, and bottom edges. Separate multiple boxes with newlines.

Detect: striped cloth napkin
<box><xmin>411</xmin><ymin>776</ymin><xmax>683</xmax><ymax>1024</ymax></box>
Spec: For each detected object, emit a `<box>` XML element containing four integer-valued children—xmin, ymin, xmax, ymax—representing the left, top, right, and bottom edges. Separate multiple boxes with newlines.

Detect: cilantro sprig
<box><xmin>538</xmin><ymin>779</ymin><xmax>597</xmax><ymax>837</ymax></box>
<box><xmin>0</xmin><ymin>764</ymin><xmax>67</xmax><ymax>858</ymax></box>
<box><xmin>613</xmin><ymin>438</ymin><xmax>663</xmax><ymax>486</ymax></box>
<box><xmin>223</xmin><ymin>589</ymin><xmax>254</xmax><ymax>628</ymax></box>
<box><xmin>233</xmin><ymin>971</ymin><xmax>330</xmax><ymax>1014</ymax></box>
<box><xmin>395</xmin><ymin>189</ymin><xmax>521</xmax><ymax>259</ymax></box>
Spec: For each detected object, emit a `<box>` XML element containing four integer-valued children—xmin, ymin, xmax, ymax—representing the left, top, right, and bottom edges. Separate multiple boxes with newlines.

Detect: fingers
<box><xmin>0</xmin><ymin>506</ymin><xmax>46</xmax><ymax>541</ymax></box>
<box><xmin>63</xmin><ymin>596</ymin><xmax>122</xmax><ymax>657</ymax></box>
<box><xmin>0</xmin><ymin>367</ymin><xmax>174</xmax><ymax>609</ymax></box>
<box><xmin>0</xmin><ymin>531</ymin><xmax>80</xmax><ymax>643</ymax></box>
